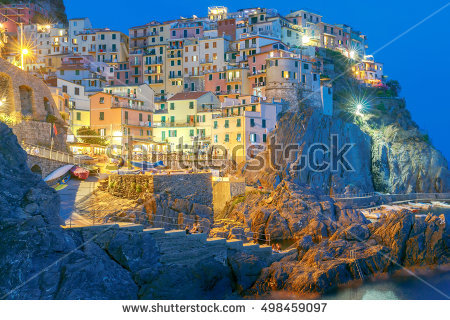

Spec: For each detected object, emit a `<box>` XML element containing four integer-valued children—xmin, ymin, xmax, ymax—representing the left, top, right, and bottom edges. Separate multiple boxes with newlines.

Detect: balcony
<box><xmin>152</xmin><ymin>121</ymin><xmax>194</xmax><ymax>128</ymax></box>
<box><xmin>168</xmin><ymin>74</ymin><xmax>182</xmax><ymax>79</ymax></box>
<box><xmin>249</xmin><ymin>69</ymin><xmax>266</xmax><ymax>76</ymax></box>
<box><xmin>144</xmin><ymin>69</ymin><xmax>163</xmax><ymax>75</ymax></box>
<box><xmin>145</xmin><ymin>57</ymin><xmax>163</xmax><ymax>65</ymax></box>
<box><xmin>226</xmin><ymin>77</ymin><xmax>241</xmax><ymax>83</ymax></box>
<box><xmin>167</xmin><ymin>53</ymin><xmax>182</xmax><ymax>59</ymax></box>
<box><xmin>251</xmin><ymin>82</ymin><xmax>266</xmax><ymax>88</ymax></box>
<box><xmin>200</xmin><ymin>58</ymin><xmax>213</xmax><ymax>64</ymax></box>
<box><xmin>148</xmin><ymin>79</ymin><xmax>164</xmax><ymax>84</ymax></box>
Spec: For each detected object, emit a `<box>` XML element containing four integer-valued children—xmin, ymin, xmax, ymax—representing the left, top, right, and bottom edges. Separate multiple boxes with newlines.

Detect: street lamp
<box><xmin>349</xmin><ymin>50</ymin><xmax>356</xmax><ymax>59</ymax></box>
<box><xmin>355</xmin><ymin>103</ymin><xmax>363</xmax><ymax>116</ymax></box>
<box><xmin>21</xmin><ymin>47</ymin><xmax>29</xmax><ymax>70</ymax></box>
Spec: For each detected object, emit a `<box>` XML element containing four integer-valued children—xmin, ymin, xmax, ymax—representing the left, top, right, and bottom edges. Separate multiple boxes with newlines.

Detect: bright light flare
<box><xmin>21</xmin><ymin>48</ymin><xmax>29</xmax><ymax>55</ymax></box>
<box><xmin>302</xmin><ymin>35</ymin><xmax>310</xmax><ymax>45</ymax></box>
<box><xmin>349</xmin><ymin>50</ymin><xmax>356</xmax><ymax>59</ymax></box>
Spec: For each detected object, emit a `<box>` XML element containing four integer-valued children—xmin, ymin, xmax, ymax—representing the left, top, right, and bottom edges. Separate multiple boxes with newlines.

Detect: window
<box><xmin>250</xmin><ymin>133</ymin><xmax>257</xmax><ymax>143</ymax></box>
<box><xmin>236</xmin><ymin>118</ymin><xmax>241</xmax><ymax>127</ymax></box>
<box><xmin>101</xmin><ymin>34</ymin><xmax>105</xmax><ymax>40</ymax></box>
<box><xmin>225</xmin><ymin>120</ymin><xmax>229</xmax><ymax>128</ymax></box>
<box><xmin>189</xmin><ymin>101</ymin><xmax>194</xmax><ymax>109</ymax></box>
<box><xmin>76</xmin><ymin>112</ymin><xmax>81</xmax><ymax>121</ymax></box>
<box><xmin>112</xmin><ymin>33</ymin><xmax>117</xmax><ymax>40</ymax></box>
<box><xmin>74</xmin><ymin>87</ymin><xmax>80</xmax><ymax>95</ymax></box>
<box><xmin>250</xmin><ymin>119</ymin><xmax>255</xmax><ymax>127</ymax></box>
<box><xmin>303</xmin><ymin>63</ymin><xmax>309</xmax><ymax>70</ymax></box>
<box><xmin>237</xmin><ymin>133</ymin><xmax>241</xmax><ymax>142</ymax></box>
<box><xmin>139</xmin><ymin>113</ymin><xmax>143</xmax><ymax>121</ymax></box>
<box><xmin>251</xmin><ymin>105</ymin><xmax>256</xmax><ymax>111</ymax></box>
<box><xmin>262</xmin><ymin>119</ymin><xmax>266</xmax><ymax>128</ymax></box>
<box><xmin>169</xmin><ymin>130</ymin><xmax>177</xmax><ymax>137</ymax></box>
<box><xmin>190</xmin><ymin>129</ymin><xmax>194</xmax><ymax>137</ymax></box>
<box><xmin>213</xmin><ymin>121</ymin><xmax>218</xmax><ymax>129</ymax></box>
<box><xmin>224</xmin><ymin>134</ymin><xmax>229</xmax><ymax>142</ymax></box>
<box><xmin>62</xmin><ymin>85</ymin><xmax>67</xmax><ymax>93</ymax></box>
<box><xmin>60</xmin><ymin>70</ymin><xmax>65</xmax><ymax>75</ymax></box>
<box><xmin>170</xmin><ymin>102</ymin><xmax>175</xmax><ymax>110</ymax></box>
<box><xmin>99</xmin><ymin>112</ymin><xmax>104</xmax><ymax>120</ymax></box>
<box><xmin>263</xmin><ymin>134</ymin><xmax>267</xmax><ymax>143</ymax></box>
<box><xmin>214</xmin><ymin>135</ymin><xmax>218</xmax><ymax>143</ymax></box>
<box><xmin>75</xmin><ymin>70</ymin><xmax>80</xmax><ymax>75</ymax></box>
<box><xmin>99</xmin><ymin>97</ymin><xmax>104</xmax><ymax>104</ymax></box>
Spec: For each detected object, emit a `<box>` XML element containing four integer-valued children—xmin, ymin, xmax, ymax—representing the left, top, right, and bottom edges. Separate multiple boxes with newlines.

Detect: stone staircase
<box><xmin>74</xmin><ymin>224</ymin><xmax>291</xmax><ymax>266</ymax></box>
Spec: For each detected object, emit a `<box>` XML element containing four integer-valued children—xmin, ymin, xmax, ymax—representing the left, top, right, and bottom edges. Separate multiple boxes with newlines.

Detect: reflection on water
<box><xmin>323</xmin><ymin>268</ymin><xmax>450</xmax><ymax>300</ymax></box>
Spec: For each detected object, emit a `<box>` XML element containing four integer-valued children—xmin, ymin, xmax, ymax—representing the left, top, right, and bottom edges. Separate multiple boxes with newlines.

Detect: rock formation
<box><xmin>0</xmin><ymin>123</ymin><xmax>137</xmax><ymax>299</ymax></box>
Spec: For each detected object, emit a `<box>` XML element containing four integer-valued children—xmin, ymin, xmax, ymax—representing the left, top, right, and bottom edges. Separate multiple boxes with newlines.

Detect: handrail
<box><xmin>65</xmin><ymin>211</ymin><xmax>271</xmax><ymax>245</ymax></box>
<box><xmin>22</xmin><ymin>142</ymin><xmax>82</xmax><ymax>165</ymax></box>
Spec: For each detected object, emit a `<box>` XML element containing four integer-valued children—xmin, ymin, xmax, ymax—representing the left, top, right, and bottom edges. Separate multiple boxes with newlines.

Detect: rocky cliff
<box><xmin>239</xmin><ymin>49</ymin><xmax>450</xmax><ymax>194</ymax></box>
<box><xmin>214</xmin><ymin>181</ymin><xmax>449</xmax><ymax>296</ymax></box>
<box><xmin>0</xmin><ymin>123</ymin><xmax>280</xmax><ymax>299</ymax></box>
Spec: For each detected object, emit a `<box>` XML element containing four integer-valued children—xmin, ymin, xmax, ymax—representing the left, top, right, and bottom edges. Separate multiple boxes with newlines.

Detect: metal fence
<box><xmin>22</xmin><ymin>143</ymin><xmax>82</xmax><ymax>165</ymax></box>
<box><xmin>64</xmin><ymin>210</ymin><xmax>271</xmax><ymax>245</ymax></box>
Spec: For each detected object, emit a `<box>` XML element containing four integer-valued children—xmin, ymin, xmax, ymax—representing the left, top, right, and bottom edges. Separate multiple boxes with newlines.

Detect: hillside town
<box><xmin>0</xmin><ymin>2</ymin><xmax>386</xmax><ymax>165</ymax></box>
<box><xmin>0</xmin><ymin>0</ymin><xmax>450</xmax><ymax>307</ymax></box>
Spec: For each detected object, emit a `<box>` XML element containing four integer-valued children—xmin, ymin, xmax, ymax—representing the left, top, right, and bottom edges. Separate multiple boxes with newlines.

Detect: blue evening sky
<box><xmin>65</xmin><ymin>0</ymin><xmax>450</xmax><ymax>161</ymax></box>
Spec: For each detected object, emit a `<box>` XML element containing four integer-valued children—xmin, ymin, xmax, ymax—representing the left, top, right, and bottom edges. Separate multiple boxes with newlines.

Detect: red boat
<box><xmin>70</xmin><ymin>166</ymin><xmax>90</xmax><ymax>180</ymax></box>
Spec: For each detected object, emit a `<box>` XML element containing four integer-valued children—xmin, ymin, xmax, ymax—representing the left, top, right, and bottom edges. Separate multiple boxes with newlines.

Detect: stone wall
<box><xmin>13</xmin><ymin>120</ymin><xmax>67</xmax><ymax>151</ymax></box>
<box><xmin>108</xmin><ymin>172</ymin><xmax>212</xmax><ymax>206</ymax></box>
<box><xmin>0</xmin><ymin>58</ymin><xmax>67</xmax><ymax>151</ymax></box>
<box><xmin>27</xmin><ymin>154</ymin><xmax>69</xmax><ymax>179</ymax></box>
<box><xmin>213</xmin><ymin>180</ymin><xmax>246</xmax><ymax>216</ymax></box>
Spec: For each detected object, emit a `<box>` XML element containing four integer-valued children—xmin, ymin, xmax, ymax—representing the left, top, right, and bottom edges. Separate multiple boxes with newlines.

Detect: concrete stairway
<box><xmin>74</xmin><ymin>224</ymin><xmax>281</xmax><ymax>266</ymax></box>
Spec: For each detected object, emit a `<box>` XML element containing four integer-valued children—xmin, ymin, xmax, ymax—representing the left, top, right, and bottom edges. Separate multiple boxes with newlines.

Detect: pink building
<box><xmin>170</xmin><ymin>21</ymin><xmax>204</xmax><ymax>39</ymax></box>
<box><xmin>0</xmin><ymin>1</ymin><xmax>49</xmax><ymax>34</ymax></box>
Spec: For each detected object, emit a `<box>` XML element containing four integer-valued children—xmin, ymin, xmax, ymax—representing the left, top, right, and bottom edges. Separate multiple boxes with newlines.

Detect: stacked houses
<box><xmin>0</xmin><ymin>6</ymin><xmax>385</xmax><ymax>164</ymax></box>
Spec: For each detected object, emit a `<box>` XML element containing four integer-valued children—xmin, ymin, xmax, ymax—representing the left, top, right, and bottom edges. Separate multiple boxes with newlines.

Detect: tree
<box><xmin>76</xmin><ymin>127</ymin><xmax>107</xmax><ymax>146</ymax></box>
<box><xmin>385</xmin><ymin>80</ymin><xmax>401</xmax><ymax>97</ymax></box>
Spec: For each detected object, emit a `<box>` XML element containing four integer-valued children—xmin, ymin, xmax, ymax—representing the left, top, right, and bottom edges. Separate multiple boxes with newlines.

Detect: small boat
<box><xmin>44</xmin><ymin>164</ymin><xmax>74</xmax><ymax>183</ymax></box>
<box><xmin>70</xmin><ymin>166</ymin><xmax>90</xmax><ymax>180</ymax></box>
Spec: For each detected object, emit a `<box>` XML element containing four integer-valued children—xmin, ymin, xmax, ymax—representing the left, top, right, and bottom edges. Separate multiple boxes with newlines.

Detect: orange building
<box><xmin>89</xmin><ymin>92</ymin><xmax>153</xmax><ymax>146</ymax></box>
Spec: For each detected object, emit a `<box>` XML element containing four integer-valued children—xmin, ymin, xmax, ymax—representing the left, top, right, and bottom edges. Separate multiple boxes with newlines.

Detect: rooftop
<box><xmin>167</xmin><ymin>92</ymin><xmax>212</xmax><ymax>101</ymax></box>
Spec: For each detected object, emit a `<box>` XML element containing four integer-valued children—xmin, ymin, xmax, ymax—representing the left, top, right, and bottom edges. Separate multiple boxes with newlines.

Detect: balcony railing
<box><xmin>152</xmin><ymin>121</ymin><xmax>195</xmax><ymax>128</ymax></box>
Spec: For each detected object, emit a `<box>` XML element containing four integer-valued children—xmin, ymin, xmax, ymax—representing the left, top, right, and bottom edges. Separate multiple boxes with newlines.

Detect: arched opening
<box><xmin>19</xmin><ymin>85</ymin><xmax>34</xmax><ymax>116</ymax></box>
<box><xmin>43</xmin><ymin>97</ymin><xmax>52</xmax><ymax>115</ymax></box>
<box><xmin>30</xmin><ymin>164</ymin><xmax>42</xmax><ymax>177</ymax></box>
<box><xmin>0</xmin><ymin>73</ymin><xmax>15</xmax><ymax>114</ymax></box>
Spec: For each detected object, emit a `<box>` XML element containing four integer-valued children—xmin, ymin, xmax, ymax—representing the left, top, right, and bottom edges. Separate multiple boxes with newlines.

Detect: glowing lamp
<box><xmin>302</xmin><ymin>35</ymin><xmax>310</xmax><ymax>45</ymax></box>
<box><xmin>349</xmin><ymin>50</ymin><xmax>356</xmax><ymax>59</ymax></box>
<box><xmin>22</xmin><ymin>48</ymin><xmax>29</xmax><ymax>55</ymax></box>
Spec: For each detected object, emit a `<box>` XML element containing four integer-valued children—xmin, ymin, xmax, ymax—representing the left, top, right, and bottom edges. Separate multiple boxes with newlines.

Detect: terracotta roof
<box><xmin>168</xmin><ymin>92</ymin><xmax>211</xmax><ymax>101</ymax></box>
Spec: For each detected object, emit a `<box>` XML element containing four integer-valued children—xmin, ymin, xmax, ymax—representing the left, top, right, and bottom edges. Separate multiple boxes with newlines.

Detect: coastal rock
<box><xmin>0</xmin><ymin>123</ymin><xmax>138</xmax><ymax>299</ymax></box>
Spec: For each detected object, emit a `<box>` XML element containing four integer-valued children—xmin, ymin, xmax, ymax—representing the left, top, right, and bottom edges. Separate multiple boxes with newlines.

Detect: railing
<box><xmin>214</xmin><ymin>218</ymin><xmax>271</xmax><ymax>245</ymax></box>
<box><xmin>22</xmin><ymin>143</ymin><xmax>82</xmax><ymax>165</ymax></box>
<box><xmin>65</xmin><ymin>210</ymin><xmax>210</xmax><ymax>232</ymax></box>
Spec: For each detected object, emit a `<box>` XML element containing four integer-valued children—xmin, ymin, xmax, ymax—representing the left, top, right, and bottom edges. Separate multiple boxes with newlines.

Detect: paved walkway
<box><xmin>58</xmin><ymin>176</ymin><xmax>98</xmax><ymax>225</ymax></box>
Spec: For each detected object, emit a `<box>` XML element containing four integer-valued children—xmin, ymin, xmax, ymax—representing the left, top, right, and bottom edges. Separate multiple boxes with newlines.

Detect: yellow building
<box><xmin>71</xmin><ymin>109</ymin><xmax>91</xmax><ymax>136</ymax></box>
<box><xmin>152</xmin><ymin>92</ymin><xmax>220</xmax><ymax>152</ymax></box>
<box><xmin>211</xmin><ymin>99</ymin><xmax>281</xmax><ymax>164</ymax></box>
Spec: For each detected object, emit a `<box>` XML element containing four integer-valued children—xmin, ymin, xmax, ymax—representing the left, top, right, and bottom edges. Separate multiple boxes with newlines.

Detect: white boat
<box><xmin>44</xmin><ymin>164</ymin><xmax>74</xmax><ymax>182</ymax></box>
